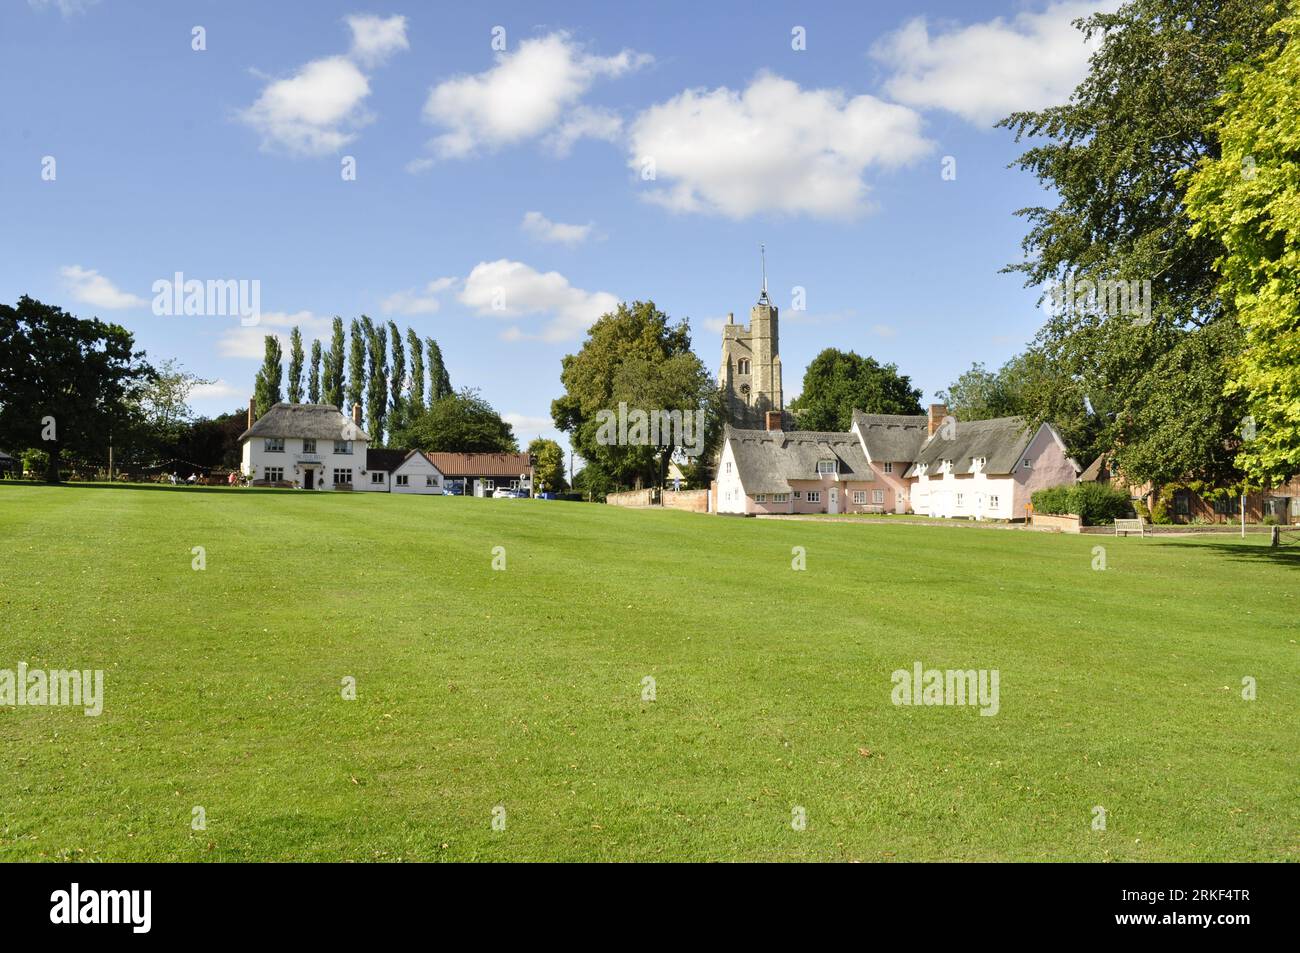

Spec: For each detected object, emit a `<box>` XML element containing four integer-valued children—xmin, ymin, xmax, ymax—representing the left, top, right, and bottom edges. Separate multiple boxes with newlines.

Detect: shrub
<box><xmin>1032</xmin><ymin>482</ymin><xmax>1134</xmax><ymax>525</ymax></box>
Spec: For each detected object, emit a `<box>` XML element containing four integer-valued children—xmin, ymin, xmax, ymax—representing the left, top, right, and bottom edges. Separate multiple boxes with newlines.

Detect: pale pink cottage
<box><xmin>715</xmin><ymin>425</ymin><xmax>878</xmax><ymax>515</ymax></box>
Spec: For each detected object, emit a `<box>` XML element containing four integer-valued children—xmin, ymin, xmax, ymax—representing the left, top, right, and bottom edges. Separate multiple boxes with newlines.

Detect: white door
<box><xmin>828</xmin><ymin>487</ymin><xmax>839</xmax><ymax>514</ymax></box>
<box><xmin>895</xmin><ymin>488</ymin><xmax>906</xmax><ymax>514</ymax></box>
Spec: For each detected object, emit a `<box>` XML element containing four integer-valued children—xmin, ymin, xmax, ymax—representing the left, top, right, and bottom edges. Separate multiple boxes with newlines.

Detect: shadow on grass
<box><xmin>0</xmin><ymin>481</ymin><xmax>294</xmax><ymax>495</ymax></box>
<box><xmin>1192</xmin><ymin>540</ymin><xmax>1300</xmax><ymax>570</ymax></box>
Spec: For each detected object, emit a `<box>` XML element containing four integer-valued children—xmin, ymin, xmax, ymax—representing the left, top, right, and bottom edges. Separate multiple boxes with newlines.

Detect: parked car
<box><xmin>492</xmin><ymin>487</ymin><xmax>514</xmax><ymax>498</ymax></box>
<box><xmin>442</xmin><ymin>481</ymin><xmax>464</xmax><ymax>496</ymax></box>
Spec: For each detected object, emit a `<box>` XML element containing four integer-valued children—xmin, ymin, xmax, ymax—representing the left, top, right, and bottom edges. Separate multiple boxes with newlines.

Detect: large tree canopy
<box><xmin>552</xmin><ymin>300</ymin><xmax>723</xmax><ymax>489</ymax></box>
<box><xmin>1185</xmin><ymin>11</ymin><xmax>1300</xmax><ymax>486</ymax></box>
<box><xmin>527</xmin><ymin>437</ymin><xmax>567</xmax><ymax>493</ymax></box>
<box><xmin>789</xmin><ymin>348</ymin><xmax>922</xmax><ymax>432</ymax></box>
<box><xmin>390</xmin><ymin>388</ymin><xmax>517</xmax><ymax>453</ymax></box>
<box><xmin>1000</xmin><ymin>0</ymin><xmax>1286</xmax><ymax>485</ymax></box>
<box><xmin>253</xmin><ymin>335</ymin><xmax>282</xmax><ymax>419</ymax></box>
<box><xmin>0</xmin><ymin>296</ymin><xmax>153</xmax><ymax>481</ymax></box>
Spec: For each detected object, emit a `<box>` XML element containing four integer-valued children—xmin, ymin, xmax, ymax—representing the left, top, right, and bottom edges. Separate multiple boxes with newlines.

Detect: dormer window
<box><xmin>816</xmin><ymin>459</ymin><xmax>837</xmax><ymax>475</ymax></box>
<box><xmin>973</xmin><ymin>456</ymin><xmax>986</xmax><ymax>469</ymax></box>
<box><xmin>737</xmin><ymin>358</ymin><xmax>751</xmax><ymax>375</ymax></box>
<box><xmin>264</xmin><ymin>438</ymin><xmax>284</xmax><ymax>453</ymax></box>
<box><xmin>883</xmin><ymin>462</ymin><xmax>893</xmax><ymax>474</ymax></box>
<box><xmin>303</xmin><ymin>439</ymin><xmax>316</xmax><ymax>454</ymax></box>
<box><xmin>334</xmin><ymin>440</ymin><xmax>353</xmax><ymax>455</ymax></box>
<box><xmin>942</xmin><ymin>459</ymin><xmax>952</xmax><ymax>472</ymax></box>
<box><xmin>1022</xmin><ymin>457</ymin><xmax>1033</xmax><ymax>470</ymax></box>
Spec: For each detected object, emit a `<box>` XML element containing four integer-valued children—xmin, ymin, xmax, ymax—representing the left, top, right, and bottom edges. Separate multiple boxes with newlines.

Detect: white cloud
<box><xmin>28</xmin><ymin>0</ymin><xmax>98</xmax><ymax>17</ymax></box>
<box><xmin>504</xmin><ymin>412</ymin><xmax>557</xmax><ymax>438</ymax></box>
<box><xmin>239</xmin><ymin>16</ymin><xmax>409</xmax><ymax>157</ymax></box>
<box><xmin>872</xmin><ymin>1</ymin><xmax>1117</xmax><ymax>127</ymax></box>
<box><xmin>190</xmin><ymin>379</ymin><xmax>245</xmax><ymax>402</ymax></box>
<box><xmin>218</xmin><ymin>310</ymin><xmax>331</xmax><ymax>360</ymax></box>
<box><xmin>61</xmin><ymin>265</ymin><xmax>144</xmax><ymax>310</ymax></box>
<box><xmin>404</xmin><ymin>157</ymin><xmax>436</xmax><ymax>175</ymax></box>
<box><xmin>628</xmin><ymin>72</ymin><xmax>931</xmax><ymax>219</ymax></box>
<box><xmin>380</xmin><ymin>277</ymin><xmax>457</xmax><ymax>315</ymax></box>
<box><xmin>422</xmin><ymin>32</ymin><xmax>650</xmax><ymax>158</ymax></box>
<box><xmin>347</xmin><ymin>14</ymin><xmax>408</xmax><ymax>67</ymax></box>
<box><xmin>239</xmin><ymin>56</ymin><xmax>372</xmax><ymax>156</ymax></box>
<box><xmin>544</xmin><ymin>105</ymin><xmax>624</xmax><ymax>156</ymax></box>
<box><xmin>459</xmin><ymin>260</ymin><xmax>619</xmax><ymax>342</ymax></box>
<box><xmin>520</xmin><ymin>211</ymin><xmax>597</xmax><ymax>246</ymax></box>
<box><xmin>872</xmin><ymin>323</ymin><xmax>898</xmax><ymax>338</ymax></box>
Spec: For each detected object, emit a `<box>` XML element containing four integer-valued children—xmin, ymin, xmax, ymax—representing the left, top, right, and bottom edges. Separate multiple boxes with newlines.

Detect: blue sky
<box><xmin>0</xmin><ymin>0</ymin><xmax>1113</xmax><ymax>451</ymax></box>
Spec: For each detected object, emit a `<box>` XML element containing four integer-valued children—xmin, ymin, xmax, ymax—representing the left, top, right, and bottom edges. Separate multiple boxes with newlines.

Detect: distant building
<box><xmin>425</xmin><ymin>452</ymin><xmax>533</xmax><ymax>497</ymax></box>
<box><xmin>361</xmin><ymin>448</ymin><xmax>445</xmax><ymax>495</ymax></box>
<box><xmin>716</xmin><ymin>421</ymin><xmax>877</xmax><ymax>516</ymax></box>
<box><xmin>239</xmin><ymin>400</ymin><xmax>368</xmax><ymax>490</ymax></box>
<box><xmin>719</xmin><ymin>287</ymin><xmax>784</xmax><ymax>430</ymax></box>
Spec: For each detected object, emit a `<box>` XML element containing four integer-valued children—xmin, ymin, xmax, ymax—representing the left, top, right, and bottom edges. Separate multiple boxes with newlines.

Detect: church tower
<box><xmin>720</xmin><ymin>246</ymin><xmax>784</xmax><ymax>429</ymax></box>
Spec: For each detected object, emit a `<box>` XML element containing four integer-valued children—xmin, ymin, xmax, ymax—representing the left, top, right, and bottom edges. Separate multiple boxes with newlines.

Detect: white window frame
<box><xmin>806</xmin><ymin>490</ymin><xmax>821</xmax><ymax>504</ymax></box>
<box><xmin>1022</xmin><ymin>458</ymin><xmax>1033</xmax><ymax>469</ymax></box>
<box><xmin>755</xmin><ymin>493</ymin><xmax>767</xmax><ymax>503</ymax></box>
<box><xmin>816</xmin><ymin>459</ymin><xmax>837</xmax><ymax>475</ymax></box>
<box><xmin>883</xmin><ymin>462</ymin><xmax>893</xmax><ymax>474</ymax></box>
<box><xmin>988</xmin><ymin>495</ymin><xmax>1000</xmax><ymax>508</ymax></box>
<box><xmin>792</xmin><ymin>490</ymin><xmax>801</xmax><ymax>500</ymax></box>
<box><xmin>264</xmin><ymin>438</ymin><xmax>284</xmax><ymax>453</ymax></box>
<box><xmin>333</xmin><ymin>468</ymin><xmax>352</xmax><ymax>485</ymax></box>
<box><xmin>872</xmin><ymin>489</ymin><xmax>885</xmax><ymax>504</ymax></box>
<box><xmin>264</xmin><ymin>466</ymin><xmax>284</xmax><ymax>482</ymax></box>
<box><xmin>334</xmin><ymin>440</ymin><xmax>353</xmax><ymax>455</ymax></box>
<box><xmin>302</xmin><ymin>439</ymin><xmax>316</xmax><ymax>454</ymax></box>
<box><xmin>370</xmin><ymin>471</ymin><xmax>385</xmax><ymax>484</ymax></box>
<box><xmin>773</xmin><ymin>493</ymin><xmax>789</xmax><ymax>503</ymax></box>
<box><xmin>852</xmin><ymin>490</ymin><xmax>866</xmax><ymax>504</ymax></box>
<box><xmin>396</xmin><ymin>474</ymin><xmax>409</xmax><ymax>487</ymax></box>
<box><xmin>484</xmin><ymin>479</ymin><xmax>495</xmax><ymax>491</ymax></box>
<box><xmin>426</xmin><ymin>476</ymin><xmax>436</xmax><ymax>487</ymax></box>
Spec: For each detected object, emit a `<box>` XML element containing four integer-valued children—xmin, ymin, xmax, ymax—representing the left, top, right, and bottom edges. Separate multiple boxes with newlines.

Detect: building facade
<box><xmin>239</xmin><ymin>400</ymin><xmax>369</xmax><ymax>490</ymax></box>
<box><xmin>719</xmin><ymin>291</ymin><xmax>784</xmax><ymax>430</ymax></box>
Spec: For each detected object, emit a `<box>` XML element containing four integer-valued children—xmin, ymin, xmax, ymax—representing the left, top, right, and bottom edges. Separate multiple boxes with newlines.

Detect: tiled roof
<box><xmin>851</xmin><ymin>410</ymin><xmax>929</xmax><ymax>462</ymax></box>
<box><xmin>239</xmin><ymin>403</ymin><xmax>368</xmax><ymax>442</ymax></box>
<box><xmin>365</xmin><ymin>448</ymin><xmax>409</xmax><ymax>473</ymax></box>
<box><xmin>725</xmin><ymin>426</ymin><xmax>874</xmax><ymax>495</ymax></box>
<box><xmin>425</xmin><ymin>451</ymin><xmax>532</xmax><ymax>478</ymax></box>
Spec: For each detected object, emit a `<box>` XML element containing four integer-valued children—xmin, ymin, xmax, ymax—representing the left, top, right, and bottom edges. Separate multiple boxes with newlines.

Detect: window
<box><xmin>852</xmin><ymin>490</ymin><xmax>866</xmax><ymax>505</ymax></box>
<box><xmin>956</xmin><ymin>493</ymin><xmax>965</xmax><ymax>506</ymax></box>
<box><xmin>371</xmin><ymin>471</ymin><xmax>385</xmax><ymax>484</ymax></box>
<box><xmin>334</xmin><ymin>440</ymin><xmax>353</xmax><ymax>454</ymax></box>
<box><xmin>792</xmin><ymin>490</ymin><xmax>801</xmax><ymax>500</ymax></box>
<box><xmin>426</xmin><ymin>476</ymin><xmax>437</xmax><ymax>487</ymax></box>
<box><xmin>872</xmin><ymin>490</ymin><xmax>885</xmax><ymax>504</ymax></box>
<box><xmin>333</xmin><ymin>468</ymin><xmax>352</xmax><ymax>485</ymax></box>
<box><xmin>1021</xmin><ymin>458</ymin><xmax>1032</xmax><ymax>469</ymax></box>
<box><xmin>989</xmin><ymin>495</ymin><xmax>1000</xmax><ymax>508</ymax></box>
<box><xmin>509</xmin><ymin>479</ymin><xmax>520</xmax><ymax>489</ymax></box>
<box><xmin>816</xmin><ymin>459</ymin><xmax>837</xmax><ymax>475</ymax></box>
<box><xmin>264</xmin><ymin>438</ymin><xmax>284</xmax><ymax>453</ymax></box>
<box><xmin>942</xmin><ymin>459</ymin><xmax>952</xmax><ymax>472</ymax></box>
<box><xmin>755</xmin><ymin>493</ymin><xmax>767</xmax><ymax>503</ymax></box>
<box><xmin>973</xmin><ymin>456</ymin><xmax>986</xmax><ymax>469</ymax></box>
<box><xmin>725</xmin><ymin>461</ymin><xmax>732</xmax><ymax>474</ymax></box>
<box><xmin>484</xmin><ymin>479</ymin><xmax>495</xmax><ymax>490</ymax></box>
<box><xmin>737</xmin><ymin>358</ymin><xmax>751</xmax><ymax>374</ymax></box>
<box><xmin>396</xmin><ymin>474</ymin><xmax>409</xmax><ymax>487</ymax></box>
<box><xmin>883</xmin><ymin>462</ymin><xmax>893</xmax><ymax>474</ymax></box>
<box><xmin>264</xmin><ymin>466</ymin><xmax>284</xmax><ymax>482</ymax></box>
<box><xmin>1174</xmin><ymin>492</ymin><xmax>1191</xmax><ymax>516</ymax></box>
<box><xmin>806</xmin><ymin>491</ymin><xmax>821</xmax><ymax>503</ymax></box>
<box><xmin>1213</xmin><ymin>496</ymin><xmax>1235</xmax><ymax>515</ymax></box>
<box><xmin>302</xmin><ymin>439</ymin><xmax>316</xmax><ymax>454</ymax></box>
<box><xmin>773</xmin><ymin>493</ymin><xmax>790</xmax><ymax>503</ymax></box>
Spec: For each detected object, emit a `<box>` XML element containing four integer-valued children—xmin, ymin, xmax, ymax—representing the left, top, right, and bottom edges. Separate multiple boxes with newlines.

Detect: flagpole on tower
<box><xmin>759</xmin><ymin>243</ymin><xmax>769</xmax><ymax>304</ymax></box>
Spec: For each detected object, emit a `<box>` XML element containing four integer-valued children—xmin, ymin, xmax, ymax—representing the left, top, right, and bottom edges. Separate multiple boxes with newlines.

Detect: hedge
<box><xmin>1032</xmin><ymin>482</ymin><xmax>1134</xmax><ymax>525</ymax></box>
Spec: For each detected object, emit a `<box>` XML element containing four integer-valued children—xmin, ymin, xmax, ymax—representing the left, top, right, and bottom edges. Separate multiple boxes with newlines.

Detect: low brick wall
<box><xmin>662</xmin><ymin>489</ymin><xmax>709</xmax><ymax>513</ymax></box>
<box><xmin>606</xmin><ymin>488</ymin><xmax>655</xmax><ymax>507</ymax></box>
<box><xmin>1031</xmin><ymin>513</ymin><xmax>1082</xmax><ymax>533</ymax></box>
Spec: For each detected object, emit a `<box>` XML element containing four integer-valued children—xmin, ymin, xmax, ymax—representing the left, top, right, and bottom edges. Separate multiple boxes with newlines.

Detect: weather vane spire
<box><xmin>759</xmin><ymin>242</ymin><xmax>769</xmax><ymax>304</ymax></box>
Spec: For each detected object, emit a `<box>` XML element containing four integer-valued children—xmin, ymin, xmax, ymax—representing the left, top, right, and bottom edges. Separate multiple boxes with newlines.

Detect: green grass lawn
<box><xmin>0</xmin><ymin>483</ymin><xmax>1295</xmax><ymax>862</ymax></box>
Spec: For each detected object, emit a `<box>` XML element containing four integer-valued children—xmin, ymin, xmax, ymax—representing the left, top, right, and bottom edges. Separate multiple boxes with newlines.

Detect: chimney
<box><xmin>248</xmin><ymin>397</ymin><xmax>256</xmax><ymax>429</ymax></box>
<box><xmin>928</xmin><ymin>403</ymin><xmax>949</xmax><ymax>437</ymax></box>
<box><xmin>765</xmin><ymin>410</ymin><xmax>783</xmax><ymax>432</ymax></box>
<box><xmin>352</xmin><ymin>403</ymin><xmax>362</xmax><ymax>426</ymax></box>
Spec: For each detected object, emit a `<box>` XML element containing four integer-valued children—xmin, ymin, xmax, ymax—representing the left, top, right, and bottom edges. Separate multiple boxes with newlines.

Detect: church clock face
<box><xmin>740</xmin><ymin>384</ymin><xmax>750</xmax><ymax>395</ymax></box>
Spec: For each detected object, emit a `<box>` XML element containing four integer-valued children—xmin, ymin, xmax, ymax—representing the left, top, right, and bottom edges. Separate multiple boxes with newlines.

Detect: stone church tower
<box><xmin>719</xmin><ymin>273</ymin><xmax>784</xmax><ymax>430</ymax></box>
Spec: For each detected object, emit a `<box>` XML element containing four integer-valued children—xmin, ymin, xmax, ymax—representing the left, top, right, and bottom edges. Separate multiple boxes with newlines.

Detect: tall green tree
<box><xmin>387</xmin><ymin>320</ymin><xmax>405</xmax><ymax>416</ymax></box>
<box><xmin>1185</xmin><ymin>10</ymin><xmax>1300</xmax><ymax>486</ymax></box>
<box><xmin>406</xmin><ymin>328</ymin><xmax>425</xmax><ymax>409</ymax></box>
<box><xmin>0</xmin><ymin>296</ymin><xmax>153</xmax><ymax>482</ymax></box>
<box><xmin>999</xmin><ymin>0</ymin><xmax>1286</xmax><ymax>485</ymax></box>
<box><xmin>789</xmin><ymin>348</ymin><xmax>922</xmax><ymax>431</ymax></box>
<box><xmin>365</xmin><ymin>318</ymin><xmax>388</xmax><ymax>443</ymax></box>
<box><xmin>287</xmin><ymin>326</ymin><xmax>304</xmax><ymax>403</ymax></box>
<box><xmin>552</xmin><ymin>300</ymin><xmax>723</xmax><ymax>489</ymax></box>
<box><xmin>390</xmin><ymin>388</ymin><xmax>517</xmax><ymax>453</ymax></box>
<box><xmin>347</xmin><ymin>318</ymin><xmax>365</xmax><ymax>419</ymax></box>
<box><xmin>324</xmin><ymin>316</ymin><xmax>345</xmax><ymax>408</ymax></box>
<box><xmin>426</xmin><ymin>337</ymin><xmax>451</xmax><ymax>403</ymax></box>
<box><xmin>308</xmin><ymin>339</ymin><xmax>322</xmax><ymax>403</ymax></box>
<box><xmin>527</xmin><ymin>437</ymin><xmax>567</xmax><ymax>493</ymax></box>
<box><xmin>253</xmin><ymin>335</ymin><xmax>283</xmax><ymax>419</ymax></box>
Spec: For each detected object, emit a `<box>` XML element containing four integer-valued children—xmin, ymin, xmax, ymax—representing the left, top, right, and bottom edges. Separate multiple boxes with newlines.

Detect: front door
<box><xmin>828</xmin><ymin>487</ymin><xmax>839</xmax><ymax>514</ymax></box>
<box><xmin>304</xmin><ymin>469</ymin><xmax>314</xmax><ymax>490</ymax></box>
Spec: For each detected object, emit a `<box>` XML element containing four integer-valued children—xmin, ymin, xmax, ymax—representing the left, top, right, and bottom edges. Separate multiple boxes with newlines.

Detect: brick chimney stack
<box><xmin>765</xmin><ymin>410</ymin><xmax>783</xmax><ymax>432</ymax></box>
<box><xmin>928</xmin><ymin>403</ymin><xmax>949</xmax><ymax>437</ymax></box>
<box><xmin>352</xmin><ymin>403</ymin><xmax>362</xmax><ymax>426</ymax></box>
<box><xmin>248</xmin><ymin>397</ymin><xmax>256</xmax><ymax>429</ymax></box>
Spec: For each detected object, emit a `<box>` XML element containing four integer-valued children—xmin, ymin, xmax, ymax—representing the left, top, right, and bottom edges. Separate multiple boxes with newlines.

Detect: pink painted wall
<box><xmin>744</xmin><ymin>477</ymin><xmax>879</xmax><ymax>514</ymax></box>
<box><xmin>1013</xmin><ymin>426</ymin><xmax>1079</xmax><ymax>515</ymax></box>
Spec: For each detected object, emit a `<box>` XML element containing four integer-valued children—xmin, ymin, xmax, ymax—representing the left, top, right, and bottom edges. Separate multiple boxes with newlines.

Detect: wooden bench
<box><xmin>1114</xmin><ymin>517</ymin><xmax>1145</xmax><ymax>537</ymax></box>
